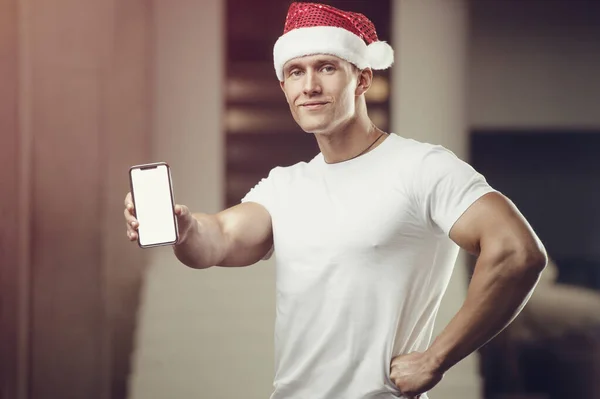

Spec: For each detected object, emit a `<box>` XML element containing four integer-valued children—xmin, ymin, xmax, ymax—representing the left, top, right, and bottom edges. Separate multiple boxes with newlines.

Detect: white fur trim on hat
<box><xmin>274</xmin><ymin>26</ymin><xmax>370</xmax><ymax>81</ymax></box>
<box><xmin>367</xmin><ymin>41</ymin><xmax>394</xmax><ymax>71</ymax></box>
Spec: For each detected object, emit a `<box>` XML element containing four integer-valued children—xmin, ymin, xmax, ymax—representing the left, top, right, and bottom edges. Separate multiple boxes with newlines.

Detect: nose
<box><xmin>302</xmin><ymin>70</ymin><xmax>322</xmax><ymax>96</ymax></box>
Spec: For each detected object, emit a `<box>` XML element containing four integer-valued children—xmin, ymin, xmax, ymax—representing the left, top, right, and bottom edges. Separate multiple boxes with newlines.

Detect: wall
<box><xmin>469</xmin><ymin>0</ymin><xmax>600</xmax><ymax>129</ymax></box>
<box><xmin>0</xmin><ymin>0</ymin><xmax>23</xmax><ymax>397</ymax></box>
<box><xmin>0</xmin><ymin>0</ymin><xmax>152</xmax><ymax>398</ymax></box>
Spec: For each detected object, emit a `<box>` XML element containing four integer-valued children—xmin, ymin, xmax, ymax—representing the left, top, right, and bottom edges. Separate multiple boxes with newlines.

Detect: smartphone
<box><xmin>128</xmin><ymin>162</ymin><xmax>179</xmax><ymax>248</ymax></box>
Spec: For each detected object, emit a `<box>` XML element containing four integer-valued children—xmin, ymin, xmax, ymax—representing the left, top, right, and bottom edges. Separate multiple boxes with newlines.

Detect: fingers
<box><xmin>124</xmin><ymin>194</ymin><xmax>135</xmax><ymax>216</ymax></box>
<box><xmin>124</xmin><ymin>192</ymin><xmax>138</xmax><ymax>241</ymax></box>
<box><xmin>127</xmin><ymin>230</ymin><xmax>138</xmax><ymax>241</ymax></box>
<box><xmin>124</xmin><ymin>207</ymin><xmax>139</xmax><ymax>241</ymax></box>
<box><xmin>123</xmin><ymin>206</ymin><xmax>138</xmax><ymax>226</ymax></box>
<box><xmin>124</xmin><ymin>192</ymin><xmax>133</xmax><ymax>208</ymax></box>
<box><xmin>124</xmin><ymin>203</ymin><xmax>136</xmax><ymax>220</ymax></box>
<box><xmin>125</xmin><ymin>198</ymin><xmax>190</xmax><ymax>243</ymax></box>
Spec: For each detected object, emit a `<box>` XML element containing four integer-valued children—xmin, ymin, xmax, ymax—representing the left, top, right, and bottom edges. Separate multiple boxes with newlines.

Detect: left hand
<box><xmin>389</xmin><ymin>351</ymin><xmax>444</xmax><ymax>398</ymax></box>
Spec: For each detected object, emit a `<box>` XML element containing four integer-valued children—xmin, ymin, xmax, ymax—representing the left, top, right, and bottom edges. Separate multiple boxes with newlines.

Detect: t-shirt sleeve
<box><xmin>412</xmin><ymin>145</ymin><xmax>498</xmax><ymax>236</ymax></box>
<box><xmin>241</xmin><ymin>169</ymin><xmax>276</xmax><ymax>212</ymax></box>
<box><xmin>240</xmin><ymin>168</ymin><xmax>279</xmax><ymax>260</ymax></box>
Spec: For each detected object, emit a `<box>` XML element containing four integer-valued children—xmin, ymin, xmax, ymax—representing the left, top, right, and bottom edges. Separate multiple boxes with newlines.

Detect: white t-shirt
<box><xmin>241</xmin><ymin>133</ymin><xmax>496</xmax><ymax>399</ymax></box>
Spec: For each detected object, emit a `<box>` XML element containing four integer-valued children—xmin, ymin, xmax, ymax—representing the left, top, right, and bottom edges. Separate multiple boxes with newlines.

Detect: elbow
<box><xmin>483</xmin><ymin>237</ymin><xmax>547</xmax><ymax>280</ymax></box>
<box><xmin>509</xmin><ymin>243</ymin><xmax>548</xmax><ymax>278</ymax></box>
<box><xmin>528</xmin><ymin>248</ymin><xmax>548</xmax><ymax>273</ymax></box>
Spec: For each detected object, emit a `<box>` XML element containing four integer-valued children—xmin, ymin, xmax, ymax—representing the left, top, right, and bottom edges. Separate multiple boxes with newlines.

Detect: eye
<box><xmin>289</xmin><ymin>69</ymin><xmax>303</xmax><ymax>78</ymax></box>
<box><xmin>321</xmin><ymin>65</ymin><xmax>336</xmax><ymax>73</ymax></box>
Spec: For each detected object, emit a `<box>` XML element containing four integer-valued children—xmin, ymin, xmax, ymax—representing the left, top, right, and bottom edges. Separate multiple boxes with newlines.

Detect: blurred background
<box><xmin>1</xmin><ymin>0</ymin><xmax>599</xmax><ymax>398</ymax></box>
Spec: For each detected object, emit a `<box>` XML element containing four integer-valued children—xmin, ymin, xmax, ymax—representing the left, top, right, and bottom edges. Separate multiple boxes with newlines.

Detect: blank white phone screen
<box><xmin>130</xmin><ymin>164</ymin><xmax>177</xmax><ymax>247</ymax></box>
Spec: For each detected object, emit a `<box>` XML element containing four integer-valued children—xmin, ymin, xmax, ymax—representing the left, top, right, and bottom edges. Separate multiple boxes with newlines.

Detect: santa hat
<box><xmin>273</xmin><ymin>2</ymin><xmax>394</xmax><ymax>81</ymax></box>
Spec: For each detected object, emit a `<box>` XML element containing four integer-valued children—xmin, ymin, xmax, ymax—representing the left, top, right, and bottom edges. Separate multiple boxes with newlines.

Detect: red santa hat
<box><xmin>273</xmin><ymin>2</ymin><xmax>394</xmax><ymax>81</ymax></box>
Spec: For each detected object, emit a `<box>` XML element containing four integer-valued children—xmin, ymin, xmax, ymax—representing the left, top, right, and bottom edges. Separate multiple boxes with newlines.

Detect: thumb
<box><xmin>174</xmin><ymin>204</ymin><xmax>190</xmax><ymax>217</ymax></box>
<box><xmin>174</xmin><ymin>204</ymin><xmax>193</xmax><ymax>224</ymax></box>
<box><xmin>174</xmin><ymin>204</ymin><xmax>196</xmax><ymax>238</ymax></box>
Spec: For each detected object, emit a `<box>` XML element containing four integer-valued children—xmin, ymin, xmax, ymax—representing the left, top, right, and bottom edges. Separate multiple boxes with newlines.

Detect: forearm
<box><xmin>172</xmin><ymin>213</ymin><xmax>227</xmax><ymax>269</ymax></box>
<box><xmin>427</xmin><ymin>249</ymin><xmax>546</xmax><ymax>373</ymax></box>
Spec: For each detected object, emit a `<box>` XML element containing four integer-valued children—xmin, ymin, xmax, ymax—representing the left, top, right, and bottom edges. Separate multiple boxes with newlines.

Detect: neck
<box><xmin>314</xmin><ymin>104</ymin><xmax>387</xmax><ymax>164</ymax></box>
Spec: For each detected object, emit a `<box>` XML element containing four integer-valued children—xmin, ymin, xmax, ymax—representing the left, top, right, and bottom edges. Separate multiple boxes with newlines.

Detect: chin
<box><xmin>300</xmin><ymin>126</ymin><xmax>324</xmax><ymax>134</ymax></box>
<box><xmin>298</xmin><ymin>119</ymin><xmax>333</xmax><ymax>134</ymax></box>
<box><xmin>300</xmin><ymin>126</ymin><xmax>331</xmax><ymax>135</ymax></box>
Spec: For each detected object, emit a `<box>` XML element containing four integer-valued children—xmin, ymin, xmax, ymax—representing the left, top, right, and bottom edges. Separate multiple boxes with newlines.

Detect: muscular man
<box><xmin>124</xmin><ymin>3</ymin><xmax>547</xmax><ymax>398</ymax></box>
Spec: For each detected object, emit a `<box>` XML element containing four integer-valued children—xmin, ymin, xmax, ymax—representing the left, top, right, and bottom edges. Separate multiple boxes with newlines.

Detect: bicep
<box><xmin>449</xmin><ymin>192</ymin><xmax>544</xmax><ymax>258</ymax></box>
<box><xmin>214</xmin><ymin>202</ymin><xmax>274</xmax><ymax>267</ymax></box>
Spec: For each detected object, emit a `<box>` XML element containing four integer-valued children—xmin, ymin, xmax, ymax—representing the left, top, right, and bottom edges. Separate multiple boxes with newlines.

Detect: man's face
<box><xmin>280</xmin><ymin>55</ymin><xmax>359</xmax><ymax>134</ymax></box>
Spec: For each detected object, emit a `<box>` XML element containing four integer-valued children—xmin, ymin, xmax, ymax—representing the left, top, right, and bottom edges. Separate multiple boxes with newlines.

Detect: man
<box><xmin>124</xmin><ymin>3</ymin><xmax>547</xmax><ymax>398</ymax></box>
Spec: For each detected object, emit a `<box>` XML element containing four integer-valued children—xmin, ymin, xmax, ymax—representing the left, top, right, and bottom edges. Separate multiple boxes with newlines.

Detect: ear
<box><xmin>355</xmin><ymin>68</ymin><xmax>373</xmax><ymax>96</ymax></box>
<box><xmin>280</xmin><ymin>80</ymin><xmax>290</xmax><ymax>103</ymax></box>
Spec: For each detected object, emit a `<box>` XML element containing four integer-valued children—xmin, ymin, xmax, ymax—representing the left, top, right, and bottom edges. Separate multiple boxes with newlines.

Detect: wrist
<box><xmin>424</xmin><ymin>344</ymin><xmax>450</xmax><ymax>374</ymax></box>
<box><xmin>172</xmin><ymin>217</ymin><xmax>201</xmax><ymax>264</ymax></box>
<box><xmin>175</xmin><ymin>215</ymin><xmax>199</xmax><ymax>247</ymax></box>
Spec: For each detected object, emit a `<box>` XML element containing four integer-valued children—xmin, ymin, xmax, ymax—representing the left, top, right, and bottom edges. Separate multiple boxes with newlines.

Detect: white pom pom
<box><xmin>366</xmin><ymin>41</ymin><xmax>394</xmax><ymax>70</ymax></box>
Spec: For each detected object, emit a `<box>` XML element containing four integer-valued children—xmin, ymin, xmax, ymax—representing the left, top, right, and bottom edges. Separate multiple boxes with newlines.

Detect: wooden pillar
<box><xmin>391</xmin><ymin>1</ymin><xmax>481</xmax><ymax>398</ymax></box>
<box><xmin>0</xmin><ymin>0</ymin><xmax>25</xmax><ymax>397</ymax></box>
<box><xmin>1</xmin><ymin>0</ymin><xmax>152</xmax><ymax>398</ymax></box>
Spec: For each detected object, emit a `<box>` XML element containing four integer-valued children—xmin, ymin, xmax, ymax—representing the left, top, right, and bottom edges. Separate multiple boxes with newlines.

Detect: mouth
<box><xmin>300</xmin><ymin>102</ymin><xmax>329</xmax><ymax>110</ymax></box>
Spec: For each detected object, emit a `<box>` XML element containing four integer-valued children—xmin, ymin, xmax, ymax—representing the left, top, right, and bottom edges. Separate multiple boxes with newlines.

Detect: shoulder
<box><xmin>262</xmin><ymin>159</ymin><xmax>314</xmax><ymax>185</ymax></box>
<box><xmin>393</xmin><ymin>136</ymin><xmax>473</xmax><ymax>177</ymax></box>
<box><xmin>390</xmin><ymin>137</ymin><xmax>496</xmax><ymax>235</ymax></box>
<box><xmin>390</xmin><ymin>134</ymin><xmax>490</xmax><ymax>200</ymax></box>
<box><xmin>384</xmin><ymin>134</ymin><xmax>452</xmax><ymax>164</ymax></box>
<box><xmin>385</xmin><ymin>135</ymin><xmax>470</xmax><ymax>185</ymax></box>
<box><xmin>391</xmin><ymin>135</ymin><xmax>458</xmax><ymax>162</ymax></box>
